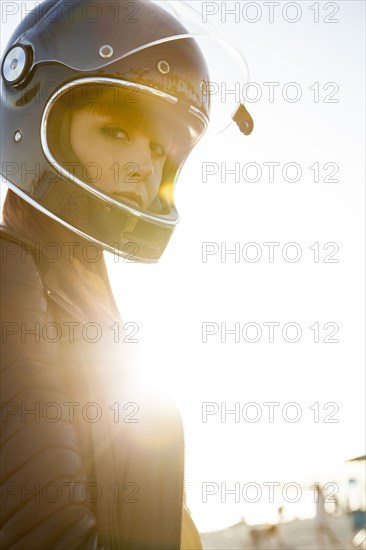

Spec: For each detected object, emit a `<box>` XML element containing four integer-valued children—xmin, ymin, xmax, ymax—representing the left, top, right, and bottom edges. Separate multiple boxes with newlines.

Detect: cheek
<box><xmin>153</xmin><ymin>159</ymin><xmax>165</xmax><ymax>182</ymax></box>
<box><xmin>69</xmin><ymin>124</ymin><xmax>94</xmax><ymax>164</ymax></box>
<box><xmin>70</xmin><ymin>126</ymin><xmax>117</xmax><ymax>170</ymax></box>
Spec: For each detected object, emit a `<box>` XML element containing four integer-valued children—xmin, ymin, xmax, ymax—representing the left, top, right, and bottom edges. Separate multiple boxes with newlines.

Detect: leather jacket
<box><xmin>1</xmin><ymin>224</ymin><xmax>188</xmax><ymax>549</ymax></box>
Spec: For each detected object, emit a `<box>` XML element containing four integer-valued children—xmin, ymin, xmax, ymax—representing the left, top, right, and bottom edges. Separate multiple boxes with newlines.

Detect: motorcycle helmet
<box><xmin>1</xmin><ymin>0</ymin><xmax>253</xmax><ymax>262</ymax></box>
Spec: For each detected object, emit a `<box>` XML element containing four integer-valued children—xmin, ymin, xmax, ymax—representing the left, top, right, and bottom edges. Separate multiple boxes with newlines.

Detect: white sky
<box><xmin>1</xmin><ymin>0</ymin><xmax>365</xmax><ymax>532</ymax></box>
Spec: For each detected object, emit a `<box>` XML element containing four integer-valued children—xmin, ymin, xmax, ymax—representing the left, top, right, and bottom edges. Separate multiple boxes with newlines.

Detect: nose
<box><xmin>131</xmin><ymin>137</ymin><xmax>154</xmax><ymax>181</ymax></box>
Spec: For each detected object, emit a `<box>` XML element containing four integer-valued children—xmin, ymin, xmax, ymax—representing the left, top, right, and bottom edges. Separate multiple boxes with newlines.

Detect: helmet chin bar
<box><xmin>1</xmin><ymin>174</ymin><xmax>118</xmax><ymax>254</ymax></box>
<box><xmin>1</xmin><ymin>174</ymin><xmax>177</xmax><ymax>263</ymax></box>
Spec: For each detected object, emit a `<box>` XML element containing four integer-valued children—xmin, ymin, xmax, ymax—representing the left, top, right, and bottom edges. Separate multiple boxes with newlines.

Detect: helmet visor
<box><xmin>18</xmin><ymin>0</ymin><xmax>251</xmax><ymax>134</ymax></box>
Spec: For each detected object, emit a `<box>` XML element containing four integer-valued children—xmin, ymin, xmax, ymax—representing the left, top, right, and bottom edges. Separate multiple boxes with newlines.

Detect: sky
<box><xmin>1</xmin><ymin>0</ymin><xmax>365</xmax><ymax>532</ymax></box>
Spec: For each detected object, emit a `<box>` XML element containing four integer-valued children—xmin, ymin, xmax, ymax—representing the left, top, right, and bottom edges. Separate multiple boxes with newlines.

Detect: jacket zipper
<box><xmin>45</xmin><ymin>288</ymin><xmax>86</xmax><ymax>325</ymax></box>
<box><xmin>91</xmin><ymin>420</ymin><xmax>120</xmax><ymax>550</ymax></box>
<box><xmin>180</xmin><ymin>428</ymin><xmax>185</xmax><ymax>549</ymax></box>
<box><xmin>175</xmin><ymin>413</ymin><xmax>185</xmax><ymax>550</ymax></box>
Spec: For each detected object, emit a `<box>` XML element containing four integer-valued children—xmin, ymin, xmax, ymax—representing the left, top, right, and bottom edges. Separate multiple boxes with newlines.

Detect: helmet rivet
<box><xmin>157</xmin><ymin>60</ymin><xmax>170</xmax><ymax>75</ymax></box>
<box><xmin>14</xmin><ymin>130</ymin><xmax>22</xmax><ymax>142</ymax></box>
<box><xmin>99</xmin><ymin>44</ymin><xmax>114</xmax><ymax>58</ymax></box>
<box><xmin>200</xmin><ymin>80</ymin><xmax>207</xmax><ymax>95</ymax></box>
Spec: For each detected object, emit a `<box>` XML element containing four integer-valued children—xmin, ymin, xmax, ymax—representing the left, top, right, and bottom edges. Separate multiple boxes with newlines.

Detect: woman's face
<box><xmin>69</xmin><ymin>104</ymin><xmax>172</xmax><ymax>210</ymax></box>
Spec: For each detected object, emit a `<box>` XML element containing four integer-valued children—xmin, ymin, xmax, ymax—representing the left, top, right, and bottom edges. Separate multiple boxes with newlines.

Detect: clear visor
<box><xmin>22</xmin><ymin>0</ymin><xmax>250</xmax><ymax>134</ymax></box>
<box><xmin>154</xmin><ymin>1</ymin><xmax>251</xmax><ymax>133</ymax></box>
<box><xmin>142</xmin><ymin>33</ymin><xmax>250</xmax><ymax>134</ymax></box>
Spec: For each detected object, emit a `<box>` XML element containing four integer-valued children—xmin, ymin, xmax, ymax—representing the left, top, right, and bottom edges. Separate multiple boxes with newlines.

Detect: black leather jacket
<box><xmin>0</xmin><ymin>224</ymin><xmax>184</xmax><ymax>550</ymax></box>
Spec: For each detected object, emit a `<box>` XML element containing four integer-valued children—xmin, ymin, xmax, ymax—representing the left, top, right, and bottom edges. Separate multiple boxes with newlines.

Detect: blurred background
<box><xmin>1</xmin><ymin>1</ymin><xmax>365</xmax><ymax>548</ymax></box>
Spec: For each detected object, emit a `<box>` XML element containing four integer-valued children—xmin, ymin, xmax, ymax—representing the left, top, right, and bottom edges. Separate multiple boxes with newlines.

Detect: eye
<box><xmin>100</xmin><ymin>126</ymin><xmax>129</xmax><ymax>140</ymax></box>
<box><xmin>150</xmin><ymin>141</ymin><xmax>166</xmax><ymax>157</ymax></box>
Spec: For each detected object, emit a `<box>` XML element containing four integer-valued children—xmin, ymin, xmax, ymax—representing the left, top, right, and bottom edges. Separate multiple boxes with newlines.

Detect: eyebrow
<box><xmin>92</xmin><ymin>105</ymin><xmax>173</xmax><ymax>149</ymax></box>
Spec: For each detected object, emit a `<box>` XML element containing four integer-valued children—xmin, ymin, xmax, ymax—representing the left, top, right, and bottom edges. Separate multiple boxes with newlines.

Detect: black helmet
<box><xmin>1</xmin><ymin>0</ymin><xmax>253</xmax><ymax>262</ymax></box>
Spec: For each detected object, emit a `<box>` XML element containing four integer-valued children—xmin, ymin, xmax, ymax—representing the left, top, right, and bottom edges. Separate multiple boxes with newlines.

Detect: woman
<box><xmin>1</xmin><ymin>1</ymin><xmax>253</xmax><ymax>548</ymax></box>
